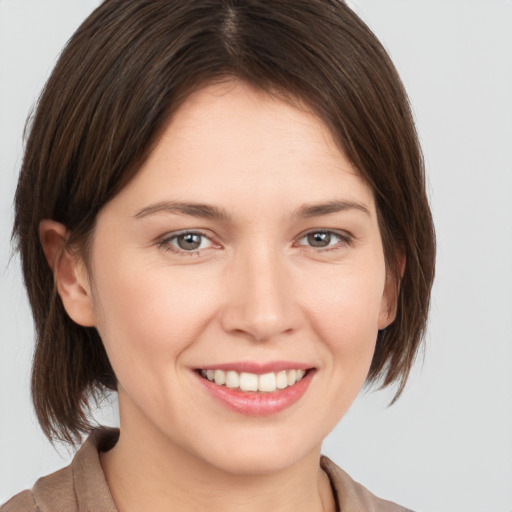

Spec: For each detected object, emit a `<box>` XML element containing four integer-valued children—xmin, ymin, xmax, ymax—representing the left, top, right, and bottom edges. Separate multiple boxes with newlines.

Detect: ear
<box><xmin>378</xmin><ymin>253</ymin><xmax>406</xmax><ymax>330</ymax></box>
<box><xmin>39</xmin><ymin>220</ymin><xmax>96</xmax><ymax>327</ymax></box>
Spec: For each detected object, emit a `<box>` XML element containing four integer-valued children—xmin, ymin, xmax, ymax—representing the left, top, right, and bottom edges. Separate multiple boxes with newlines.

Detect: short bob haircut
<box><xmin>13</xmin><ymin>0</ymin><xmax>435</xmax><ymax>445</ymax></box>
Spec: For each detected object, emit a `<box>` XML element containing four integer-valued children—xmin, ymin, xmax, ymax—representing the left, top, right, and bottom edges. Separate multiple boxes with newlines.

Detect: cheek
<box><xmin>294</xmin><ymin>266</ymin><xmax>385</xmax><ymax>435</ymax></box>
<box><xmin>303</xmin><ymin>262</ymin><xmax>385</xmax><ymax>377</ymax></box>
<box><xmin>306</xmin><ymin>260</ymin><xmax>386</xmax><ymax>335</ymax></box>
<box><xmin>90</xmin><ymin>258</ymin><xmax>220</xmax><ymax>384</ymax></box>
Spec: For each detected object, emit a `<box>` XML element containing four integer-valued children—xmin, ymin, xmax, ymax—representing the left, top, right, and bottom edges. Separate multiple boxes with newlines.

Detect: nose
<box><xmin>220</xmin><ymin>246</ymin><xmax>301</xmax><ymax>342</ymax></box>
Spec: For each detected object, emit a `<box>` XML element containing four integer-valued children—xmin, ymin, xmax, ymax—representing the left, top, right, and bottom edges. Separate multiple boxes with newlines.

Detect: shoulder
<box><xmin>1</xmin><ymin>428</ymin><xmax>119</xmax><ymax>512</ymax></box>
<box><xmin>1</xmin><ymin>490</ymin><xmax>37</xmax><ymax>512</ymax></box>
<box><xmin>321</xmin><ymin>456</ymin><xmax>415</xmax><ymax>512</ymax></box>
<box><xmin>1</xmin><ymin>464</ymin><xmax>73</xmax><ymax>512</ymax></box>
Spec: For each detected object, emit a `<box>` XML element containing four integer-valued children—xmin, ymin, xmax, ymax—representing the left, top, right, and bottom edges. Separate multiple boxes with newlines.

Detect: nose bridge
<box><xmin>221</xmin><ymin>241</ymin><xmax>298</xmax><ymax>341</ymax></box>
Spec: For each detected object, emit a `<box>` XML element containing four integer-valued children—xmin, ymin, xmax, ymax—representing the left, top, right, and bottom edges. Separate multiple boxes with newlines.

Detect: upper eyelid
<box><xmin>157</xmin><ymin>229</ymin><xmax>218</xmax><ymax>251</ymax></box>
<box><xmin>295</xmin><ymin>228</ymin><xmax>352</xmax><ymax>242</ymax></box>
<box><xmin>160</xmin><ymin>229</ymin><xmax>214</xmax><ymax>241</ymax></box>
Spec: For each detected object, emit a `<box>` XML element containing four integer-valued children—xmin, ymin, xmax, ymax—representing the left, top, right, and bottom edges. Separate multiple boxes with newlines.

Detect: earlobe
<box><xmin>39</xmin><ymin>220</ymin><xmax>96</xmax><ymax>327</ymax></box>
<box><xmin>378</xmin><ymin>253</ymin><xmax>406</xmax><ymax>330</ymax></box>
<box><xmin>378</xmin><ymin>278</ymin><xmax>398</xmax><ymax>330</ymax></box>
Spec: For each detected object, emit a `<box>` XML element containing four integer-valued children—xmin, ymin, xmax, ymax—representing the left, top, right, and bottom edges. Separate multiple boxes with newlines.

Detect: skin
<box><xmin>41</xmin><ymin>81</ymin><xmax>396</xmax><ymax>512</ymax></box>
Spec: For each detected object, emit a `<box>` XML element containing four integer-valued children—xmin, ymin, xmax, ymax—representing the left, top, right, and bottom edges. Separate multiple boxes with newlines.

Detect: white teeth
<box><xmin>225</xmin><ymin>371</ymin><xmax>239</xmax><ymax>388</ymax></box>
<box><xmin>259</xmin><ymin>372</ymin><xmax>277</xmax><ymax>392</ymax></box>
<box><xmin>201</xmin><ymin>368</ymin><xmax>309</xmax><ymax>393</ymax></box>
<box><xmin>239</xmin><ymin>372</ymin><xmax>259</xmax><ymax>391</ymax></box>
<box><xmin>276</xmin><ymin>371</ymin><xmax>288</xmax><ymax>390</ymax></box>
<box><xmin>214</xmin><ymin>369</ymin><xmax>226</xmax><ymax>385</ymax></box>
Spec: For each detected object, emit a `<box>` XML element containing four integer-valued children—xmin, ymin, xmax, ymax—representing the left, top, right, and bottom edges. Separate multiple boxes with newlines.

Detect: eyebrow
<box><xmin>134</xmin><ymin>199</ymin><xmax>370</xmax><ymax>221</ymax></box>
<box><xmin>294</xmin><ymin>200</ymin><xmax>371</xmax><ymax>218</ymax></box>
<box><xmin>134</xmin><ymin>201</ymin><xmax>230</xmax><ymax>220</ymax></box>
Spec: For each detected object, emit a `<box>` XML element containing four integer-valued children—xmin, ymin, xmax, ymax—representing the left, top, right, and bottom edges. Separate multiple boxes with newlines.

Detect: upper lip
<box><xmin>196</xmin><ymin>361</ymin><xmax>314</xmax><ymax>374</ymax></box>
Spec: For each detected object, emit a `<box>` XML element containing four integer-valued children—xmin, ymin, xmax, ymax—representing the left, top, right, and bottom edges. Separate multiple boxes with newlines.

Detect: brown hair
<box><xmin>13</xmin><ymin>0</ymin><xmax>435</xmax><ymax>444</ymax></box>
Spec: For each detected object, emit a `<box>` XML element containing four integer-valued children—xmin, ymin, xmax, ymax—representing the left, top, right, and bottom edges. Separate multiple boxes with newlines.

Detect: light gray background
<box><xmin>1</xmin><ymin>1</ymin><xmax>511</xmax><ymax>511</ymax></box>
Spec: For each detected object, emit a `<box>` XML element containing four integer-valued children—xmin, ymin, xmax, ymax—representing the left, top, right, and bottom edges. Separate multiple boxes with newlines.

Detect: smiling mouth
<box><xmin>198</xmin><ymin>368</ymin><xmax>310</xmax><ymax>393</ymax></box>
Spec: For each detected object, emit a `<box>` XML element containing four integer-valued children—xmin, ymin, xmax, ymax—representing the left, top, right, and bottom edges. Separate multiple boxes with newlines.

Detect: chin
<box><xmin>204</xmin><ymin>449</ymin><xmax>309</xmax><ymax>476</ymax></box>
<box><xmin>185</xmin><ymin>427</ymin><xmax>322</xmax><ymax>476</ymax></box>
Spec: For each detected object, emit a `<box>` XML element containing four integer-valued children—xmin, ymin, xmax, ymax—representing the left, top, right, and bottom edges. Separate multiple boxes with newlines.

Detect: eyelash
<box><xmin>157</xmin><ymin>230</ymin><xmax>216</xmax><ymax>256</ymax></box>
<box><xmin>295</xmin><ymin>230</ymin><xmax>353</xmax><ymax>252</ymax></box>
<box><xmin>157</xmin><ymin>229</ymin><xmax>353</xmax><ymax>256</ymax></box>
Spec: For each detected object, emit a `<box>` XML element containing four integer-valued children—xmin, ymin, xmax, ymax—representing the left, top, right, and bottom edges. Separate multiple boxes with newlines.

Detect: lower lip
<box><xmin>196</xmin><ymin>371</ymin><xmax>314</xmax><ymax>416</ymax></box>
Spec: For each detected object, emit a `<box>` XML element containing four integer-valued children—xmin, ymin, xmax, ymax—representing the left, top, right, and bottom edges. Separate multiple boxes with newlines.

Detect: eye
<box><xmin>296</xmin><ymin>230</ymin><xmax>350</xmax><ymax>250</ymax></box>
<box><xmin>159</xmin><ymin>231</ymin><xmax>216</xmax><ymax>254</ymax></box>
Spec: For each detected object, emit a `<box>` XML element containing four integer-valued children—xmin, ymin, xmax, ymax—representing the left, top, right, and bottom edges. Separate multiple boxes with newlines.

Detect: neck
<box><xmin>100</xmin><ymin>414</ymin><xmax>335</xmax><ymax>512</ymax></box>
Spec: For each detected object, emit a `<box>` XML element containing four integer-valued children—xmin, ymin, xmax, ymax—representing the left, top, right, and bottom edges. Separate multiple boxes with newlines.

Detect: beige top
<box><xmin>1</xmin><ymin>428</ymin><xmax>413</xmax><ymax>512</ymax></box>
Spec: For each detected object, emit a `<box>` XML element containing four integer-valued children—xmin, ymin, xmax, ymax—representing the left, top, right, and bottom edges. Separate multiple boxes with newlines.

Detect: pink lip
<box><xmin>195</xmin><ymin>367</ymin><xmax>315</xmax><ymax>416</ymax></box>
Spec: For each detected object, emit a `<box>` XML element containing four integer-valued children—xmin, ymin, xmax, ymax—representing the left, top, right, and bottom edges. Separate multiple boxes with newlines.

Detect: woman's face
<box><xmin>82</xmin><ymin>81</ymin><xmax>393</xmax><ymax>474</ymax></box>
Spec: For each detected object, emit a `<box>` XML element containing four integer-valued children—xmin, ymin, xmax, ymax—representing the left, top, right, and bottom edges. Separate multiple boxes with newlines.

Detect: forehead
<box><xmin>167</xmin><ymin>80</ymin><xmax>343</xmax><ymax>164</ymax></box>
<box><xmin>103</xmin><ymin>80</ymin><xmax>376</xmax><ymax>221</ymax></box>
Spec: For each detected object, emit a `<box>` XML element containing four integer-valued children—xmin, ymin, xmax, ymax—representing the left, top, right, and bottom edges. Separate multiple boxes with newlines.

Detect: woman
<box><xmin>2</xmin><ymin>0</ymin><xmax>435</xmax><ymax>511</ymax></box>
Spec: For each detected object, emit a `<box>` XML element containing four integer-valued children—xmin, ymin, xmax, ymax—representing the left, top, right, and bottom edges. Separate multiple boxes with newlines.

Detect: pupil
<box><xmin>178</xmin><ymin>233</ymin><xmax>201</xmax><ymax>250</ymax></box>
<box><xmin>308</xmin><ymin>232</ymin><xmax>331</xmax><ymax>247</ymax></box>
